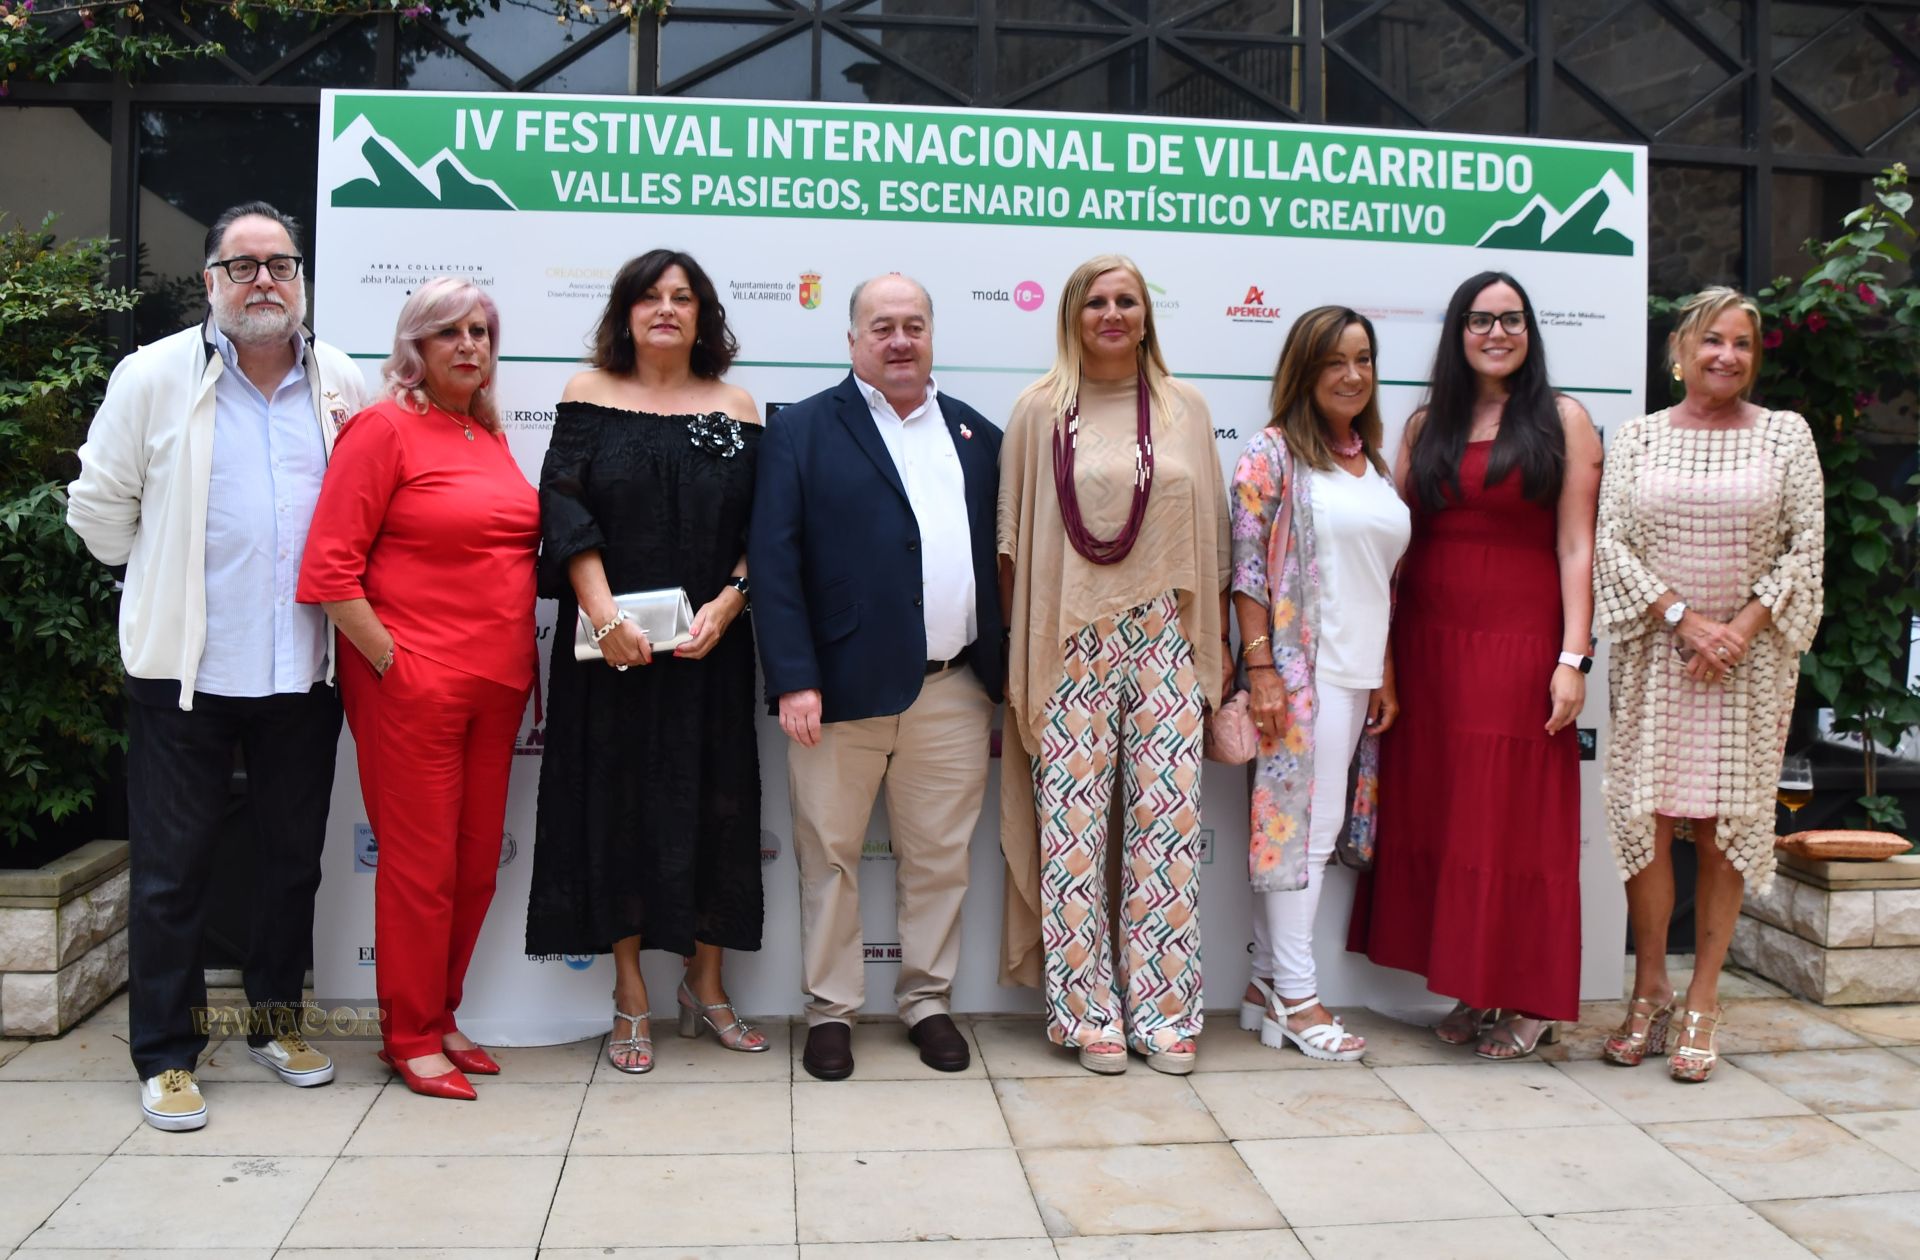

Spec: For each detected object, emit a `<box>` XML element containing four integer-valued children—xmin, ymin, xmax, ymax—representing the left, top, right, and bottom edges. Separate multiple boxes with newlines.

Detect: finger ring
<box><xmin>1715</xmin><ymin>647</ymin><xmax>1729</xmax><ymax>657</ymax></box>
<box><xmin>616</xmin><ymin>664</ymin><xmax>629</xmax><ymax>672</ymax></box>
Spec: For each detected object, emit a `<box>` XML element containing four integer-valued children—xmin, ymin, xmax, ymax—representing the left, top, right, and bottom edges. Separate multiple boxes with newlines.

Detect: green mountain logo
<box><xmin>1476</xmin><ymin>169</ymin><xmax>1635</xmax><ymax>256</ymax></box>
<box><xmin>329</xmin><ymin>113</ymin><xmax>516</xmax><ymax>211</ymax></box>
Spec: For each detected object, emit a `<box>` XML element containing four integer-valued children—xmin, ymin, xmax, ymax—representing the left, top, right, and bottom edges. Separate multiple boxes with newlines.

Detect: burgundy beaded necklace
<box><xmin>1052</xmin><ymin>372</ymin><xmax>1154</xmax><ymax>565</ymax></box>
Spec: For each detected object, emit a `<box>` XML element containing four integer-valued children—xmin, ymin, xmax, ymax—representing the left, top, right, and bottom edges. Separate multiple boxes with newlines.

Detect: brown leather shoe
<box><xmin>802</xmin><ymin>1021</ymin><xmax>854</xmax><ymax>1081</ymax></box>
<box><xmin>908</xmin><ymin>1013</ymin><xmax>970</xmax><ymax>1072</ymax></box>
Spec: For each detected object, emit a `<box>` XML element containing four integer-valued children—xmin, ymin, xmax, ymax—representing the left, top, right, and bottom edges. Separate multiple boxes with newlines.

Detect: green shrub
<box><xmin>0</xmin><ymin>215</ymin><xmax>139</xmax><ymax>846</ymax></box>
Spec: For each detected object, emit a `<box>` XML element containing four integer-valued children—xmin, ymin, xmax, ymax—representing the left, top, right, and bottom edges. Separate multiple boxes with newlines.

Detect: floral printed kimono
<box><xmin>1229</xmin><ymin>427</ymin><xmax>1380</xmax><ymax>893</ymax></box>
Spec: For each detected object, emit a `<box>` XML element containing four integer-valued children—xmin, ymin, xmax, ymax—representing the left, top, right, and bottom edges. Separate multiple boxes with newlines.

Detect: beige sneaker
<box><xmin>140</xmin><ymin>1068</ymin><xmax>208</xmax><ymax>1131</ymax></box>
<box><xmin>249</xmin><ymin>1032</ymin><xmax>335</xmax><ymax>1086</ymax></box>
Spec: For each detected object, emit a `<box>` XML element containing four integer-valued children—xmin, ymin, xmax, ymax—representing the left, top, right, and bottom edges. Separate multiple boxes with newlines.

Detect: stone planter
<box><xmin>0</xmin><ymin>840</ymin><xmax>130</xmax><ymax>1036</ymax></box>
<box><xmin>1732</xmin><ymin>850</ymin><xmax>1920</xmax><ymax>1005</ymax></box>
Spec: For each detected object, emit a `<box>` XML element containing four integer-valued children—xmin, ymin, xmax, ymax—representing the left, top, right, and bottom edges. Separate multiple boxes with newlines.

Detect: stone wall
<box><xmin>0</xmin><ymin>841</ymin><xmax>131</xmax><ymax>1037</ymax></box>
<box><xmin>1732</xmin><ymin>853</ymin><xmax>1920</xmax><ymax>1005</ymax></box>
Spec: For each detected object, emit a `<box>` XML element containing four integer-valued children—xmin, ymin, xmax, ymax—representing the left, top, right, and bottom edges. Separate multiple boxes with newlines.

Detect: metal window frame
<box><xmin>10</xmin><ymin>0</ymin><xmax>1919</xmax><ymax>349</ymax></box>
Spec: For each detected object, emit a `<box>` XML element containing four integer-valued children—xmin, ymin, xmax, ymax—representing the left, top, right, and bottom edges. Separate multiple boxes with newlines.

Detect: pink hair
<box><xmin>381</xmin><ymin>275</ymin><xmax>503</xmax><ymax>431</ymax></box>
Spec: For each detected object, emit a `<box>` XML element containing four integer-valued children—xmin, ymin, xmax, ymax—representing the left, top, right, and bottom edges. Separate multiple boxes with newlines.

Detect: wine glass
<box><xmin>1777</xmin><ymin>752</ymin><xmax>1814</xmax><ymax>822</ymax></box>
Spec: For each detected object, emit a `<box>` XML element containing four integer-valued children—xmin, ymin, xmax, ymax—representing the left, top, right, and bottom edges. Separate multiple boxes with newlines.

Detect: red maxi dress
<box><xmin>1347</xmin><ymin>440</ymin><xmax>1581</xmax><ymax>1020</ymax></box>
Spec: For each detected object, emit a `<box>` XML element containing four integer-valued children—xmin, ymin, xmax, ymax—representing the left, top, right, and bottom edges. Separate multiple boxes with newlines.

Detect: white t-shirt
<box><xmin>1308</xmin><ymin>462</ymin><xmax>1411</xmax><ymax>689</ymax></box>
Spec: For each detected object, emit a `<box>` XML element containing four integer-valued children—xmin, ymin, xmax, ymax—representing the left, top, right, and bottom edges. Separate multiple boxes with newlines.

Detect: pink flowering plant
<box><xmin>1658</xmin><ymin>165</ymin><xmax>1920</xmax><ymax>833</ymax></box>
<box><xmin>0</xmin><ymin>0</ymin><xmax>671</xmax><ymax>94</ymax></box>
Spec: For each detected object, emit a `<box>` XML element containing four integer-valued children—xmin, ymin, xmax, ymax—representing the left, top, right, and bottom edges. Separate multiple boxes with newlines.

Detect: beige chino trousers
<box><xmin>787</xmin><ymin>665</ymin><xmax>994</xmax><ymax>1027</ymax></box>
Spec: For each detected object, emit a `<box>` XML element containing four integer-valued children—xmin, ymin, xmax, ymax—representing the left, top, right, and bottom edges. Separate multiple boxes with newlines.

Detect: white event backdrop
<box><xmin>312</xmin><ymin>90</ymin><xmax>1646</xmax><ymax>1044</ymax></box>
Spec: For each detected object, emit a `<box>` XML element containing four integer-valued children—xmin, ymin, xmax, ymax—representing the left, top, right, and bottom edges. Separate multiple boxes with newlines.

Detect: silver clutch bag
<box><xmin>574</xmin><ymin>587</ymin><xmax>695</xmax><ymax>661</ymax></box>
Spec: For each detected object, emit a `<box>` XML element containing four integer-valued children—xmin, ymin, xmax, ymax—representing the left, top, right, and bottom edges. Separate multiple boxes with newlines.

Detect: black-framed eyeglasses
<box><xmin>208</xmin><ymin>254</ymin><xmax>303</xmax><ymax>284</ymax></box>
<box><xmin>1465</xmin><ymin>310</ymin><xmax>1528</xmax><ymax>335</ymax></box>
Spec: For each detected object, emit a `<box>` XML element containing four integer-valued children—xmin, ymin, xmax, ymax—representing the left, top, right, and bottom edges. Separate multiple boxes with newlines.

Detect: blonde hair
<box><xmin>1021</xmin><ymin>254</ymin><xmax>1172</xmax><ymax>419</ymax></box>
<box><xmin>382</xmin><ymin>275</ymin><xmax>502</xmax><ymax>432</ymax></box>
<box><xmin>1267</xmin><ymin>305</ymin><xmax>1387</xmax><ymax>476</ymax></box>
<box><xmin>1667</xmin><ymin>286</ymin><xmax>1764</xmax><ymax>399</ymax></box>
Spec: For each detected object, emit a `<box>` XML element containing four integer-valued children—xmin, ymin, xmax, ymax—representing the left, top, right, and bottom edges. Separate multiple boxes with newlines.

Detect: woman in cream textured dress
<box><xmin>1594</xmin><ymin>287</ymin><xmax>1823</xmax><ymax>1083</ymax></box>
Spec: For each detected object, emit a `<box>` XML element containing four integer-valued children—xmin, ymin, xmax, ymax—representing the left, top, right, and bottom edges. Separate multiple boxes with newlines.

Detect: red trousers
<box><xmin>339</xmin><ymin>641</ymin><xmax>529</xmax><ymax>1060</ymax></box>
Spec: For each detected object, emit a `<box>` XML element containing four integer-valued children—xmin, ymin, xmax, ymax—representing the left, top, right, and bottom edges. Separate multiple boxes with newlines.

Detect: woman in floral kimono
<box><xmin>1231</xmin><ymin>306</ymin><xmax>1411</xmax><ymax>1060</ymax></box>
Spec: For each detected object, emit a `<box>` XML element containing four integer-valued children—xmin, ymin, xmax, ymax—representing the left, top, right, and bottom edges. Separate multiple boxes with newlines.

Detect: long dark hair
<box><xmin>1409</xmin><ymin>270</ymin><xmax>1564</xmax><ymax>511</ymax></box>
<box><xmin>589</xmin><ymin>249</ymin><xmax>738</xmax><ymax>378</ymax></box>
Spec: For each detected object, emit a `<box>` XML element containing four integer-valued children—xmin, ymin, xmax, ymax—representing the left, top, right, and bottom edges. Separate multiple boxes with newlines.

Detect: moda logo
<box><xmin>1226</xmin><ymin>284</ymin><xmax>1282</xmax><ymax>323</ymax></box>
<box><xmin>1015</xmin><ymin>280</ymin><xmax>1045</xmax><ymax>311</ymax></box>
<box><xmin>798</xmin><ymin>272</ymin><xmax>823</xmax><ymax>310</ymax></box>
<box><xmin>354</xmin><ymin>822</ymin><xmax>378</xmax><ymax>873</ymax></box>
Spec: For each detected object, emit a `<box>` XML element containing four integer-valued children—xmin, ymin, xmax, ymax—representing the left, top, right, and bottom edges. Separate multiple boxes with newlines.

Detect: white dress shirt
<box><xmin>197</xmin><ymin>325</ymin><xmax>330</xmax><ymax>698</ymax></box>
<box><xmin>854</xmin><ymin>374</ymin><xmax>976</xmax><ymax>661</ymax></box>
<box><xmin>1308</xmin><ymin>462</ymin><xmax>1411</xmax><ymax>690</ymax></box>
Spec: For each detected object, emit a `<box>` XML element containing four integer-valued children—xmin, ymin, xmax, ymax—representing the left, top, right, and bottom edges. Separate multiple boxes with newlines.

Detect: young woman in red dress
<box><xmin>298</xmin><ymin>276</ymin><xmax>540</xmax><ymax>1098</ymax></box>
<box><xmin>1346</xmin><ymin>271</ymin><xmax>1602</xmax><ymax>1059</ymax></box>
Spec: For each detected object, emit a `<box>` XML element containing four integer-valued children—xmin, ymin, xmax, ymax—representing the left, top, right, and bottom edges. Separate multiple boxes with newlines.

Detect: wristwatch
<box><xmin>1663</xmin><ymin>599</ymin><xmax>1689</xmax><ymax>627</ymax></box>
<box><xmin>726</xmin><ymin>575</ymin><xmax>750</xmax><ymax>605</ymax></box>
<box><xmin>1557</xmin><ymin>651</ymin><xmax>1593</xmax><ymax>674</ymax></box>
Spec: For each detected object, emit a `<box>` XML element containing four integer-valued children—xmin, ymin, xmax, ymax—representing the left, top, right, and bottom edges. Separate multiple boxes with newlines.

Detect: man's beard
<box><xmin>214</xmin><ymin>287</ymin><xmax>307</xmax><ymax>346</ymax></box>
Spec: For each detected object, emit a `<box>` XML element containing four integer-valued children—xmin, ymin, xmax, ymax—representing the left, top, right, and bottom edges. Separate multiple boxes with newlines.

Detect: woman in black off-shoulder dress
<box><xmin>527</xmin><ymin>249</ymin><xmax>766</xmax><ymax>1073</ymax></box>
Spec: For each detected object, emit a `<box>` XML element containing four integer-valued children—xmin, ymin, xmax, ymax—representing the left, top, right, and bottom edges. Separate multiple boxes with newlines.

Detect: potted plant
<box><xmin>0</xmin><ymin>215</ymin><xmax>139</xmax><ymax>1034</ymax></box>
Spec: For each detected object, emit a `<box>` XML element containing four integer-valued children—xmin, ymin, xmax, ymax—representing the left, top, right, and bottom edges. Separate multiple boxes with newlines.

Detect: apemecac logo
<box><xmin>1226</xmin><ymin>284</ymin><xmax>1282</xmax><ymax>324</ymax></box>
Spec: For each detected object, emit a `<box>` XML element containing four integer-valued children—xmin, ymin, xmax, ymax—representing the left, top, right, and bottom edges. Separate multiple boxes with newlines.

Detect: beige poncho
<box><xmin>995</xmin><ymin>373</ymin><xmax>1231</xmax><ymax>986</ymax></box>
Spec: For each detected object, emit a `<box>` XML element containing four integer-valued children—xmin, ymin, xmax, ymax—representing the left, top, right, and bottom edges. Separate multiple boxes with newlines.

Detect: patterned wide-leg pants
<box><xmin>1034</xmin><ymin>590</ymin><xmax>1206</xmax><ymax>1054</ymax></box>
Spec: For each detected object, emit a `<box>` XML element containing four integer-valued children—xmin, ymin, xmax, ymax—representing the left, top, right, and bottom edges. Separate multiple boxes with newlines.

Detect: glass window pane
<box><xmin>1772</xmin><ymin>92</ymin><xmax>1848</xmax><ymax>155</ymax></box>
<box><xmin>1432</xmin><ymin>65</ymin><xmax>1529</xmax><ymax>137</ymax></box>
<box><xmin>843</xmin><ymin>0</ymin><xmax>975</xmax><ymax>15</ymax></box>
<box><xmin>1558</xmin><ymin>0</ymin><xmax>1733</xmax><ymax>135</ymax></box>
<box><xmin>270</xmin><ymin>21</ymin><xmax>380</xmax><ymax>87</ymax></box>
<box><xmin>665</xmin><ymin>24</ymin><xmax>810</xmax><ymax>98</ymax></box>
<box><xmin>1550</xmin><ymin>69</ymin><xmax>1637</xmax><ymax>141</ymax></box>
<box><xmin>399</xmin><ymin>26</ymin><xmax>511</xmax><ymax>89</ymax></box>
<box><xmin>995</xmin><ymin>32</ymin><xmax>1136</xmax><ymax>104</ymax></box>
<box><xmin>1331</xmin><ymin>0</ymin><xmax>1519</xmax><ymax>123</ymax></box>
<box><xmin>135</xmin><ymin>107</ymin><xmax>319</xmax><ymax>344</ymax></box>
<box><xmin>0</xmin><ymin>105</ymin><xmax>112</xmax><ymax>241</ymax></box>
<box><xmin>435</xmin><ymin>5</ymin><xmax>610</xmax><ymax>83</ymax></box>
<box><xmin>1159</xmin><ymin>40</ymin><xmax>1297</xmax><ymax>121</ymax></box>
<box><xmin>1770</xmin><ymin>170</ymin><xmax>1870</xmax><ymax>280</ymax></box>
<box><xmin>1658</xmin><ymin>79</ymin><xmax>1743</xmax><ymax>147</ymax></box>
<box><xmin>1773</xmin><ymin>11</ymin><xmax>1920</xmax><ymax>151</ymax></box>
<box><xmin>1003</xmin><ymin>41</ymin><xmax>1144</xmax><ymax>112</ymax></box>
<box><xmin>1169</xmin><ymin>0</ymin><xmax>1300</xmax><ymax>38</ymax></box>
<box><xmin>829</xmin><ymin>24</ymin><xmax>975</xmax><ymax>102</ymax></box>
<box><xmin>1648</xmin><ymin>164</ymin><xmax>1743</xmax><ymax>297</ymax></box>
<box><xmin>532</xmin><ymin>28</ymin><xmax>631</xmax><ymax>94</ymax></box>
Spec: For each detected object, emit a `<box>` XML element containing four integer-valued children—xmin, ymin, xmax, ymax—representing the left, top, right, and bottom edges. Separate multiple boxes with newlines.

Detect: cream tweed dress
<box><xmin>1594</xmin><ymin>408</ymin><xmax>1824</xmax><ymax>892</ymax></box>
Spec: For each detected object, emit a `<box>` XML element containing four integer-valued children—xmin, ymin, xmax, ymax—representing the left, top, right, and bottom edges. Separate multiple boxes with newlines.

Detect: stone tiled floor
<box><xmin>2</xmin><ymin>971</ymin><xmax>1918</xmax><ymax>1258</ymax></box>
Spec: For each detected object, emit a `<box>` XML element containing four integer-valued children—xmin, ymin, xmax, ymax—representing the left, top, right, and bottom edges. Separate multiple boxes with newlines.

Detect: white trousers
<box><xmin>1251</xmin><ymin>680</ymin><xmax>1370</xmax><ymax>999</ymax></box>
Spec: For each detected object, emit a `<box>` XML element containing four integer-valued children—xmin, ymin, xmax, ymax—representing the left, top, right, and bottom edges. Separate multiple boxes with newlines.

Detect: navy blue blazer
<box><xmin>749</xmin><ymin>373</ymin><xmax>1004</xmax><ymax>723</ymax></box>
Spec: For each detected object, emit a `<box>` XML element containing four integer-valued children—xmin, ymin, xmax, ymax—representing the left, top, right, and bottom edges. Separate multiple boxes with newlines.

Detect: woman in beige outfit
<box><xmin>997</xmin><ymin>254</ymin><xmax>1231</xmax><ymax>1076</ymax></box>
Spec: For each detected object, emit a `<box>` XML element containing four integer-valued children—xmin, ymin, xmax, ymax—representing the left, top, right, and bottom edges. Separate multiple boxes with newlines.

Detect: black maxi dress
<box><xmin>525</xmin><ymin>402</ymin><xmax>763</xmax><ymax>956</ymax></box>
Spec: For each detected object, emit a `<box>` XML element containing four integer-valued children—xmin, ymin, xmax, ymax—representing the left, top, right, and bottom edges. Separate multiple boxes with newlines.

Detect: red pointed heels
<box><xmin>377</xmin><ymin>1049</ymin><xmax>477</xmax><ymax>1100</ymax></box>
<box><xmin>444</xmin><ymin>1045</ymin><xmax>501</xmax><ymax>1075</ymax></box>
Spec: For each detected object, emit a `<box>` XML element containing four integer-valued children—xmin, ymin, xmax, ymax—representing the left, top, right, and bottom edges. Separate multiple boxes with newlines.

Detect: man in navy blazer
<box><xmin>750</xmin><ymin>273</ymin><xmax>1003</xmax><ymax>1081</ymax></box>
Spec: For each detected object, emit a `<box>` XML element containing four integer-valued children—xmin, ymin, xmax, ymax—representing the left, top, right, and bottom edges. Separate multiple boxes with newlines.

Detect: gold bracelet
<box><xmin>1242</xmin><ymin>634</ymin><xmax>1271</xmax><ymax>656</ymax></box>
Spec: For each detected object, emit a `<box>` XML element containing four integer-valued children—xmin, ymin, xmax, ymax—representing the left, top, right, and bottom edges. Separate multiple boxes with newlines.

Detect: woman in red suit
<box><xmin>1347</xmin><ymin>271</ymin><xmax>1602</xmax><ymax>1059</ymax></box>
<box><xmin>298</xmin><ymin>276</ymin><xmax>539</xmax><ymax>1099</ymax></box>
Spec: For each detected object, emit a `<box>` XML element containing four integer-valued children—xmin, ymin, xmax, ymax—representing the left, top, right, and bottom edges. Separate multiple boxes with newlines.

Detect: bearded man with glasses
<box><xmin>68</xmin><ymin>201</ymin><xmax>369</xmax><ymax>1132</ymax></box>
